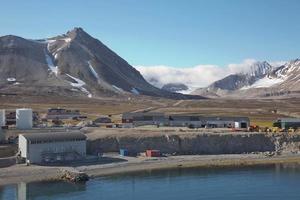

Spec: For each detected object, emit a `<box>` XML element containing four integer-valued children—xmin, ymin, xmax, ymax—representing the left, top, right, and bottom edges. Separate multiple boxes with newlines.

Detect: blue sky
<box><xmin>1</xmin><ymin>0</ymin><xmax>300</xmax><ymax>67</ymax></box>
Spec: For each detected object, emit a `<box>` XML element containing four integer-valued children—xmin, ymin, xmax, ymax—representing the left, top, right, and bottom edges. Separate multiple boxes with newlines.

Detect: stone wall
<box><xmin>87</xmin><ymin>132</ymin><xmax>277</xmax><ymax>155</ymax></box>
<box><xmin>276</xmin><ymin>134</ymin><xmax>300</xmax><ymax>153</ymax></box>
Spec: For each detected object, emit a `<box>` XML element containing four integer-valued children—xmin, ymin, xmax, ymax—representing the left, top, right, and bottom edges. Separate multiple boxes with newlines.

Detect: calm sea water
<box><xmin>1</xmin><ymin>164</ymin><xmax>300</xmax><ymax>200</ymax></box>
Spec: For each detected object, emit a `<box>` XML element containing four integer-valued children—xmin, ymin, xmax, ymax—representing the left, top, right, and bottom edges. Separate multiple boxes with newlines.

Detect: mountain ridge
<box><xmin>0</xmin><ymin>28</ymin><xmax>204</xmax><ymax>100</ymax></box>
<box><xmin>192</xmin><ymin>60</ymin><xmax>300</xmax><ymax>98</ymax></box>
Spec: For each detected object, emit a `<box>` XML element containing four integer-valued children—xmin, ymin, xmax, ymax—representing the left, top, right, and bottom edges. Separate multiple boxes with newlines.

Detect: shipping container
<box><xmin>146</xmin><ymin>150</ymin><xmax>160</xmax><ymax>157</ymax></box>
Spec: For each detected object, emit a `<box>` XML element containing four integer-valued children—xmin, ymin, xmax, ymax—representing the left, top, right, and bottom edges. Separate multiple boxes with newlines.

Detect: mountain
<box><xmin>161</xmin><ymin>83</ymin><xmax>189</xmax><ymax>93</ymax></box>
<box><xmin>192</xmin><ymin>60</ymin><xmax>300</xmax><ymax>98</ymax></box>
<box><xmin>0</xmin><ymin>28</ymin><xmax>203</xmax><ymax>99</ymax></box>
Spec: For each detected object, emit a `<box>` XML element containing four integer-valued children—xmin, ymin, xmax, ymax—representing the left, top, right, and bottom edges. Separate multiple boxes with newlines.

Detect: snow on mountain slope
<box><xmin>66</xmin><ymin>74</ymin><xmax>92</xmax><ymax>98</ymax></box>
<box><xmin>240</xmin><ymin>76</ymin><xmax>284</xmax><ymax>90</ymax></box>
<box><xmin>192</xmin><ymin>59</ymin><xmax>300</xmax><ymax>98</ymax></box>
<box><xmin>87</xmin><ymin>61</ymin><xmax>100</xmax><ymax>81</ymax></box>
<box><xmin>44</xmin><ymin>49</ymin><xmax>58</xmax><ymax>75</ymax></box>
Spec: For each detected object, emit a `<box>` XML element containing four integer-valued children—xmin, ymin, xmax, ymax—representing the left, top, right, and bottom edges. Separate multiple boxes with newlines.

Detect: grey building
<box><xmin>122</xmin><ymin>112</ymin><xmax>250</xmax><ymax>129</ymax></box>
<box><xmin>168</xmin><ymin>115</ymin><xmax>250</xmax><ymax>128</ymax></box>
<box><xmin>275</xmin><ymin>118</ymin><xmax>300</xmax><ymax>130</ymax></box>
<box><xmin>44</xmin><ymin>108</ymin><xmax>82</xmax><ymax>120</ymax></box>
<box><xmin>18</xmin><ymin>132</ymin><xmax>86</xmax><ymax>164</ymax></box>
<box><xmin>122</xmin><ymin>112</ymin><xmax>166</xmax><ymax>127</ymax></box>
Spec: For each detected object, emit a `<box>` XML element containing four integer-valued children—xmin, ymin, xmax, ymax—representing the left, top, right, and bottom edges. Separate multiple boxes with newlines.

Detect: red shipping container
<box><xmin>146</xmin><ymin>150</ymin><xmax>160</xmax><ymax>157</ymax></box>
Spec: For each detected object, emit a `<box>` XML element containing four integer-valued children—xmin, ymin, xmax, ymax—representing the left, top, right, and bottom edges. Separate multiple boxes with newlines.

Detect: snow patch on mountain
<box><xmin>240</xmin><ymin>76</ymin><xmax>284</xmax><ymax>90</ymax></box>
<box><xmin>44</xmin><ymin>49</ymin><xmax>58</xmax><ymax>76</ymax></box>
<box><xmin>66</xmin><ymin>74</ymin><xmax>92</xmax><ymax>98</ymax></box>
<box><xmin>87</xmin><ymin>61</ymin><xmax>100</xmax><ymax>81</ymax></box>
<box><xmin>7</xmin><ymin>78</ymin><xmax>16</xmax><ymax>82</ymax></box>
<box><xmin>131</xmin><ymin>88</ymin><xmax>140</xmax><ymax>95</ymax></box>
<box><xmin>46</xmin><ymin>39</ymin><xmax>56</xmax><ymax>51</ymax></box>
<box><xmin>112</xmin><ymin>85</ymin><xmax>124</xmax><ymax>93</ymax></box>
<box><xmin>63</xmin><ymin>37</ymin><xmax>72</xmax><ymax>43</ymax></box>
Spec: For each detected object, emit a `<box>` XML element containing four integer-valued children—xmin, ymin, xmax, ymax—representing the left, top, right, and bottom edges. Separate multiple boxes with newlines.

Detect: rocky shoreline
<box><xmin>2</xmin><ymin>130</ymin><xmax>300</xmax><ymax>186</ymax></box>
<box><xmin>1</xmin><ymin>153</ymin><xmax>300</xmax><ymax>186</ymax></box>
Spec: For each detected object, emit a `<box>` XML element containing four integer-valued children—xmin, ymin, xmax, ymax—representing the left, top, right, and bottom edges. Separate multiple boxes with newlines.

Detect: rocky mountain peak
<box><xmin>239</xmin><ymin>61</ymin><xmax>272</xmax><ymax>78</ymax></box>
<box><xmin>66</xmin><ymin>27</ymin><xmax>91</xmax><ymax>41</ymax></box>
<box><xmin>0</xmin><ymin>35</ymin><xmax>36</xmax><ymax>48</ymax></box>
<box><xmin>0</xmin><ymin>28</ymin><xmax>203</xmax><ymax>100</ymax></box>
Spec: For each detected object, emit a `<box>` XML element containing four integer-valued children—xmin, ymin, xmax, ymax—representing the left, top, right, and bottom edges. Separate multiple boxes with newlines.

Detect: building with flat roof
<box><xmin>122</xmin><ymin>112</ymin><xmax>166</xmax><ymax>126</ymax></box>
<box><xmin>45</xmin><ymin>108</ymin><xmax>82</xmax><ymax>120</ymax></box>
<box><xmin>275</xmin><ymin>118</ymin><xmax>300</xmax><ymax>130</ymax></box>
<box><xmin>18</xmin><ymin>132</ymin><xmax>86</xmax><ymax>164</ymax></box>
<box><xmin>168</xmin><ymin>115</ymin><xmax>250</xmax><ymax>128</ymax></box>
<box><xmin>122</xmin><ymin>112</ymin><xmax>250</xmax><ymax>129</ymax></box>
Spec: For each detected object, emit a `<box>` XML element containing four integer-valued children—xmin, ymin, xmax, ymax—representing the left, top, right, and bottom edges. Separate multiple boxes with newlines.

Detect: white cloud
<box><xmin>136</xmin><ymin>59</ymin><xmax>282</xmax><ymax>89</ymax></box>
<box><xmin>136</xmin><ymin>64</ymin><xmax>227</xmax><ymax>89</ymax></box>
<box><xmin>227</xmin><ymin>59</ymin><xmax>258</xmax><ymax>74</ymax></box>
<box><xmin>269</xmin><ymin>61</ymin><xmax>286</xmax><ymax>68</ymax></box>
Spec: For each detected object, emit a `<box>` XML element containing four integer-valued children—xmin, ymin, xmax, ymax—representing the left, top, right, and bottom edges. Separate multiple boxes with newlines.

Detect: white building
<box><xmin>18</xmin><ymin>132</ymin><xmax>86</xmax><ymax>164</ymax></box>
<box><xmin>0</xmin><ymin>109</ymin><xmax>5</xmax><ymax>127</ymax></box>
<box><xmin>16</xmin><ymin>109</ymin><xmax>33</xmax><ymax>130</ymax></box>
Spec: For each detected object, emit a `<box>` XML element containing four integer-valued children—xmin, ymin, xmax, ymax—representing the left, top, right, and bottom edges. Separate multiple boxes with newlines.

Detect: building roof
<box><xmin>20</xmin><ymin>132</ymin><xmax>86</xmax><ymax>143</ymax></box>
<box><xmin>169</xmin><ymin>115</ymin><xmax>250</xmax><ymax>122</ymax></box>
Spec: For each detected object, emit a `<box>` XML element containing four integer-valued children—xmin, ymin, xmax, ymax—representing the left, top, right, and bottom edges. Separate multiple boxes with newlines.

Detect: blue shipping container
<box><xmin>120</xmin><ymin>149</ymin><xmax>129</xmax><ymax>156</ymax></box>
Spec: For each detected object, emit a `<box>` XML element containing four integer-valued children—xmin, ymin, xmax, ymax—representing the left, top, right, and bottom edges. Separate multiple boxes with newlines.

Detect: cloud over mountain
<box><xmin>135</xmin><ymin>59</ymin><xmax>285</xmax><ymax>89</ymax></box>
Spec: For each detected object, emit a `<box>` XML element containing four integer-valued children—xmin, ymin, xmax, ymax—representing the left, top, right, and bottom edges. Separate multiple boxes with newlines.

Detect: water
<box><xmin>1</xmin><ymin>164</ymin><xmax>300</xmax><ymax>200</ymax></box>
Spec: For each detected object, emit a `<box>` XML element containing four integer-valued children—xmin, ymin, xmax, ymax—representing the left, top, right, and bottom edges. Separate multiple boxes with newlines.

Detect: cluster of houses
<box><xmin>42</xmin><ymin>108</ymin><xmax>86</xmax><ymax>120</ymax></box>
<box><xmin>122</xmin><ymin>112</ymin><xmax>250</xmax><ymax>129</ymax></box>
<box><xmin>1</xmin><ymin>109</ymin><xmax>33</xmax><ymax>130</ymax></box>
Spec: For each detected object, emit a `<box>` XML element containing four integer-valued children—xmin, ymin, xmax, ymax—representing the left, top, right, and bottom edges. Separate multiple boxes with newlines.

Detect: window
<box><xmin>241</xmin><ymin>122</ymin><xmax>247</xmax><ymax>128</ymax></box>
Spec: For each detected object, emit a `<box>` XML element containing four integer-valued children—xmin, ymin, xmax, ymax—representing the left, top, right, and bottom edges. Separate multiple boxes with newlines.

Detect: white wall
<box><xmin>16</xmin><ymin>109</ymin><xmax>33</xmax><ymax>130</ymax></box>
<box><xmin>27</xmin><ymin>140</ymin><xmax>86</xmax><ymax>163</ymax></box>
<box><xmin>18</xmin><ymin>135</ymin><xmax>28</xmax><ymax>158</ymax></box>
